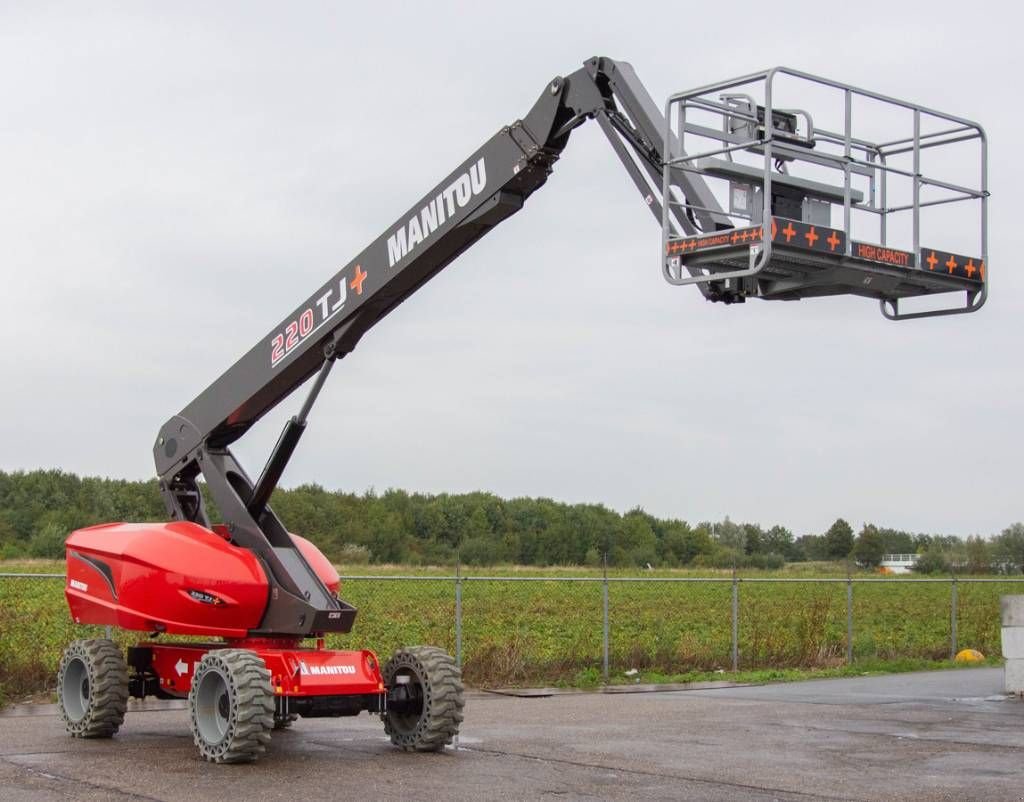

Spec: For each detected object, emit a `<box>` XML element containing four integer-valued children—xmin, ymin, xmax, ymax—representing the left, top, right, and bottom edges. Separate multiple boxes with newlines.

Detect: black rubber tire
<box><xmin>382</xmin><ymin>646</ymin><xmax>464</xmax><ymax>752</ymax></box>
<box><xmin>188</xmin><ymin>649</ymin><xmax>274</xmax><ymax>764</ymax></box>
<box><xmin>273</xmin><ymin>713</ymin><xmax>298</xmax><ymax>730</ymax></box>
<box><xmin>57</xmin><ymin>638</ymin><xmax>129</xmax><ymax>738</ymax></box>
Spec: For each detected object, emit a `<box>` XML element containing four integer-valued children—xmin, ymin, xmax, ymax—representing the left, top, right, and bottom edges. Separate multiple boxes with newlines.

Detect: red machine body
<box><xmin>65</xmin><ymin>522</ymin><xmax>383</xmax><ymax>702</ymax></box>
<box><xmin>65</xmin><ymin>522</ymin><xmax>340</xmax><ymax>638</ymax></box>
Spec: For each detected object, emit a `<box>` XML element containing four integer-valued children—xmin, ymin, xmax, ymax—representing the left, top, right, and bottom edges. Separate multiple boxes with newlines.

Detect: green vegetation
<box><xmin>1</xmin><ymin>470</ymin><xmax>1021</xmax><ymax>571</ymax></box>
<box><xmin>824</xmin><ymin>518</ymin><xmax>855</xmax><ymax>559</ymax></box>
<box><xmin>2</xmin><ymin>469</ymin><xmax>1021</xmax><ymax>706</ymax></box>
<box><xmin>2</xmin><ymin>560</ymin><xmax>1018</xmax><ymax>706</ymax></box>
<box><xmin>853</xmin><ymin>524</ymin><xmax>885</xmax><ymax>567</ymax></box>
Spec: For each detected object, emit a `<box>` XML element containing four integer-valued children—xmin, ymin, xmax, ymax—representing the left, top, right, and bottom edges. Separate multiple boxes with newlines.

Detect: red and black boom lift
<box><xmin>57</xmin><ymin>58</ymin><xmax>987</xmax><ymax>762</ymax></box>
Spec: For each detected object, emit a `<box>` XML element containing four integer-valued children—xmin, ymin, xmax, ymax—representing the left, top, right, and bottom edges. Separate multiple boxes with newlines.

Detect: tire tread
<box><xmin>382</xmin><ymin>645</ymin><xmax>465</xmax><ymax>752</ymax></box>
<box><xmin>57</xmin><ymin>639</ymin><xmax>129</xmax><ymax>739</ymax></box>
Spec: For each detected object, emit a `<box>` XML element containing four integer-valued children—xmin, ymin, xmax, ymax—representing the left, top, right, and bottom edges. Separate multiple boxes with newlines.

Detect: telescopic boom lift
<box><xmin>57</xmin><ymin>57</ymin><xmax>987</xmax><ymax>762</ymax></box>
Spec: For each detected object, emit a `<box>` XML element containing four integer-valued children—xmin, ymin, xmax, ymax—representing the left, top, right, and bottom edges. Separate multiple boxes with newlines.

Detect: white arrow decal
<box><xmin>175</xmin><ymin>659</ymin><xmax>188</xmax><ymax>677</ymax></box>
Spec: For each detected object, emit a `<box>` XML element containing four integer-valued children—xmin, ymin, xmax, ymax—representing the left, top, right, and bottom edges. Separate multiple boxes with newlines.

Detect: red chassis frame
<box><xmin>140</xmin><ymin>640</ymin><xmax>385</xmax><ymax>700</ymax></box>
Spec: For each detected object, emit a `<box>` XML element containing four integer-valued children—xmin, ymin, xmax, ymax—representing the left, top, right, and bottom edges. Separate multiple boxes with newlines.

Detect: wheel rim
<box><xmin>61</xmin><ymin>657</ymin><xmax>89</xmax><ymax>722</ymax></box>
<box><xmin>389</xmin><ymin>666</ymin><xmax>426</xmax><ymax>733</ymax></box>
<box><xmin>194</xmin><ymin>668</ymin><xmax>231</xmax><ymax>745</ymax></box>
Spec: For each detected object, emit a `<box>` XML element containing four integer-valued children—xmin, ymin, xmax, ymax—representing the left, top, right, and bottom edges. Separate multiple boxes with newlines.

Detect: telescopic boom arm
<box><xmin>150</xmin><ymin>56</ymin><xmax>986</xmax><ymax>637</ymax></box>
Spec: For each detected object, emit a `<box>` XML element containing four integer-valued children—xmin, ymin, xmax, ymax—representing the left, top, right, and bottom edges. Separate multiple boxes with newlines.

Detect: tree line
<box><xmin>808</xmin><ymin>518</ymin><xmax>1024</xmax><ymax>575</ymax></box>
<box><xmin>0</xmin><ymin>469</ymin><xmax>1020</xmax><ymax>571</ymax></box>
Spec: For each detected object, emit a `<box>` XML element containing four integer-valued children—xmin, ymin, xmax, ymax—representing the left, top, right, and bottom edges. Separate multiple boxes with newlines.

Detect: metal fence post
<box><xmin>602</xmin><ymin>555</ymin><xmax>609</xmax><ymax>682</ymax></box>
<box><xmin>950</xmin><ymin>576</ymin><xmax>958</xmax><ymax>659</ymax></box>
<box><xmin>455</xmin><ymin>559</ymin><xmax>462</xmax><ymax>670</ymax></box>
<box><xmin>846</xmin><ymin>577</ymin><xmax>854</xmax><ymax>664</ymax></box>
<box><xmin>731</xmin><ymin>571</ymin><xmax>739</xmax><ymax>672</ymax></box>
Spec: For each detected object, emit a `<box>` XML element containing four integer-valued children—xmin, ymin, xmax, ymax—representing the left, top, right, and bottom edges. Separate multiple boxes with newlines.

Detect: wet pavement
<box><xmin>1</xmin><ymin>668</ymin><xmax>1021</xmax><ymax>801</ymax></box>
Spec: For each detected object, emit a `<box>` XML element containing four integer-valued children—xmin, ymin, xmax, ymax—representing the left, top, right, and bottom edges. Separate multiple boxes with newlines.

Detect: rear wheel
<box><xmin>382</xmin><ymin>646</ymin><xmax>464</xmax><ymax>752</ymax></box>
<box><xmin>188</xmin><ymin>649</ymin><xmax>274</xmax><ymax>763</ymax></box>
<box><xmin>57</xmin><ymin>638</ymin><xmax>129</xmax><ymax>738</ymax></box>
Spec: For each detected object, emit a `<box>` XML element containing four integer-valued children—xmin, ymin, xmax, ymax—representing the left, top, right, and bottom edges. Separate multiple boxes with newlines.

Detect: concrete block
<box><xmin>1005</xmin><ymin>658</ymin><xmax>1024</xmax><ymax>694</ymax></box>
<box><xmin>1000</xmin><ymin>595</ymin><xmax>1024</xmax><ymax>627</ymax></box>
<box><xmin>1001</xmin><ymin>627</ymin><xmax>1024</xmax><ymax>659</ymax></box>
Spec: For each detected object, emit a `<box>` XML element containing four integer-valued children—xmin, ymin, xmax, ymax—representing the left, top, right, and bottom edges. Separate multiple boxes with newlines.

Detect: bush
<box><xmin>418</xmin><ymin>541</ymin><xmax>455</xmax><ymax>566</ymax></box>
<box><xmin>853</xmin><ymin>524</ymin><xmax>885</xmax><ymax>567</ymax></box>
<box><xmin>27</xmin><ymin>522</ymin><xmax>66</xmax><ymax>559</ymax></box>
<box><xmin>748</xmin><ymin>552</ymin><xmax>785</xmax><ymax>571</ymax></box>
<box><xmin>825</xmin><ymin>518</ymin><xmax>854</xmax><ymax>559</ymax></box>
<box><xmin>460</xmin><ymin>536</ymin><xmax>507</xmax><ymax>566</ymax></box>
<box><xmin>0</xmin><ymin>541</ymin><xmax>27</xmax><ymax>560</ymax></box>
<box><xmin>692</xmin><ymin>547</ymin><xmax>744</xmax><ymax>570</ymax></box>
<box><xmin>913</xmin><ymin>550</ymin><xmax>950</xmax><ymax>575</ymax></box>
<box><xmin>690</xmin><ymin>549</ymin><xmax>784</xmax><ymax>571</ymax></box>
<box><xmin>338</xmin><ymin>543</ymin><xmax>370</xmax><ymax>565</ymax></box>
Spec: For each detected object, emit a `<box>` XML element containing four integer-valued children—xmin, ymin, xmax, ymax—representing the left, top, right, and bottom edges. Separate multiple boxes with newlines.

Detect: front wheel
<box><xmin>188</xmin><ymin>649</ymin><xmax>274</xmax><ymax>763</ymax></box>
<box><xmin>57</xmin><ymin>638</ymin><xmax>129</xmax><ymax>738</ymax></box>
<box><xmin>382</xmin><ymin>646</ymin><xmax>464</xmax><ymax>752</ymax></box>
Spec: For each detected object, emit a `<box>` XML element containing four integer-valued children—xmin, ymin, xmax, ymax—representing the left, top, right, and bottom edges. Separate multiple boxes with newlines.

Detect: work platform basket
<box><xmin>660</xmin><ymin>67</ymin><xmax>987</xmax><ymax>320</ymax></box>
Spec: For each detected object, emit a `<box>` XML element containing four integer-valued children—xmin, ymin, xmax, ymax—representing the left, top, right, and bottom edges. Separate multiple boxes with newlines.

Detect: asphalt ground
<box><xmin>0</xmin><ymin>668</ymin><xmax>1021</xmax><ymax>801</ymax></box>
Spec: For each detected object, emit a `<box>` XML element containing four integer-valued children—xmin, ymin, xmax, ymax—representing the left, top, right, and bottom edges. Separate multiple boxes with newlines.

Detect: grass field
<box><xmin>1</xmin><ymin>560</ymin><xmax>1017</xmax><ymax>705</ymax></box>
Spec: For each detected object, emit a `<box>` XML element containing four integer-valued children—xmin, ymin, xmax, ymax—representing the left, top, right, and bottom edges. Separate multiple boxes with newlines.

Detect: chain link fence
<box><xmin>3</xmin><ymin>572</ymin><xmax>1022</xmax><ymax>701</ymax></box>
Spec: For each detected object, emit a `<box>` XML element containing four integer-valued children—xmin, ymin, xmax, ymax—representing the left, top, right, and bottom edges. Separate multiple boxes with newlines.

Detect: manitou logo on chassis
<box><xmin>387</xmin><ymin>157</ymin><xmax>487</xmax><ymax>267</ymax></box>
<box><xmin>298</xmin><ymin>661</ymin><xmax>357</xmax><ymax>677</ymax></box>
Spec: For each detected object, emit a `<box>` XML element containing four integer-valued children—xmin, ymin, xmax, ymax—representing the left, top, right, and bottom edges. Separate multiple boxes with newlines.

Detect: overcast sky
<box><xmin>1</xmin><ymin>1</ymin><xmax>1019</xmax><ymax>537</ymax></box>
